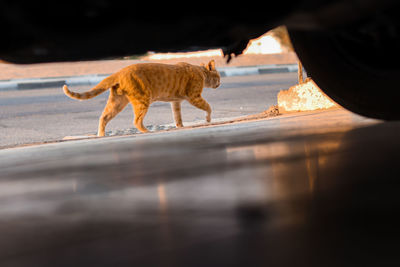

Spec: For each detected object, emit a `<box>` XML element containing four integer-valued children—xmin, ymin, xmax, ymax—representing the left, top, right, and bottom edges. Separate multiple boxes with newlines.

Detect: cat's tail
<box><xmin>63</xmin><ymin>74</ymin><xmax>118</xmax><ymax>100</ymax></box>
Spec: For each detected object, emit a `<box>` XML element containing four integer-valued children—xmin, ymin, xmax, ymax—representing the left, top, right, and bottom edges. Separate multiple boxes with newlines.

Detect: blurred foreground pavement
<box><xmin>1</xmin><ymin>108</ymin><xmax>399</xmax><ymax>266</ymax></box>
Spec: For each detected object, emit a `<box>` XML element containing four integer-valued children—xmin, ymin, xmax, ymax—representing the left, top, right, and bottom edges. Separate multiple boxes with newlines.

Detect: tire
<box><xmin>288</xmin><ymin>29</ymin><xmax>400</xmax><ymax>120</ymax></box>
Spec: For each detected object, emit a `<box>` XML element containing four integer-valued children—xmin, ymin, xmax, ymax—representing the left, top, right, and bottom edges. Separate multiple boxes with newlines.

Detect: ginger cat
<box><xmin>63</xmin><ymin>60</ymin><xmax>220</xmax><ymax>136</ymax></box>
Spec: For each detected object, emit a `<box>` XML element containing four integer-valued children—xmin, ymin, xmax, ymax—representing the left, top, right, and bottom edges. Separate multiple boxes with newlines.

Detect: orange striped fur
<box><xmin>63</xmin><ymin>60</ymin><xmax>220</xmax><ymax>136</ymax></box>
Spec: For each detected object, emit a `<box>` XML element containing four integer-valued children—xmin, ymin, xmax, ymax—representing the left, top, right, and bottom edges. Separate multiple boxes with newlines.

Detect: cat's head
<box><xmin>202</xmin><ymin>60</ymin><xmax>220</xmax><ymax>89</ymax></box>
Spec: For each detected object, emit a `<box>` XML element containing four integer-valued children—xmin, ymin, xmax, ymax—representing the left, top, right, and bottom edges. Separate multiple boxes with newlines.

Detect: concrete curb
<box><xmin>0</xmin><ymin>64</ymin><xmax>298</xmax><ymax>91</ymax></box>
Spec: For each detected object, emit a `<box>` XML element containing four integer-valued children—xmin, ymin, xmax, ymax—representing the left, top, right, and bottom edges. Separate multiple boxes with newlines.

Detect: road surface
<box><xmin>0</xmin><ymin>73</ymin><xmax>297</xmax><ymax>148</ymax></box>
<box><xmin>1</xmin><ymin>105</ymin><xmax>399</xmax><ymax>266</ymax></box>
<box><xmin>2</xmin><ymin>70</ymin><xmax>399</xmax><ymax>266</ymax></box>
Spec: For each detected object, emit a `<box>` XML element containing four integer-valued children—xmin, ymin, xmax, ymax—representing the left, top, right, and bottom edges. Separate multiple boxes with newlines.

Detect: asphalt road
<box><xmin>0</xmin><ymin>72</ymin><xmax>297</xmax><ymax>148</ymax></box>
<box><xmin>1</xmin><ymin>68</ymin><xmax>398</xmax><ymax>267</ymax></box>
<box><xmin>2</xmin><ymin>104</ymin><xmax>399</xmax><ymax>266</ymax></box>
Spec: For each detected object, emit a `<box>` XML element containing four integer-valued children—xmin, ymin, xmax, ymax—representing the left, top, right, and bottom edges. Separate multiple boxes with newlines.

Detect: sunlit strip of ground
<box><xmin>145</xmin><ymin>32</ymin><xmax>283</xmax><ymax>60</ymax></box>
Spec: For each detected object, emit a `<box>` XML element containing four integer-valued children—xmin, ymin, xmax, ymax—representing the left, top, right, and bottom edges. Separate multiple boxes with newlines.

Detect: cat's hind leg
<box><xmin>97</xmin><ymin>90</ymin><xmax>129</xmax><ymax>136</ymax></box>
<box><xmin>171</xmin><ymin>101</ymin><xmax>183</xmax><ymax>127</ymax></box>
<box><xmin>129</xmin><ymin>99</ymin><xmax>150</xmax><ymax>133</ymax></box>
<box><xmin>188</xmin><ymin>95</ymin><xmax>211</xmax><ymax>123</ymax></box>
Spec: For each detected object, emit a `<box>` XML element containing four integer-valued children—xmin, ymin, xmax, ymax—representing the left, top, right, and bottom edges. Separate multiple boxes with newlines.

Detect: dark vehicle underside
<box><xmin>1</xmin><ymin>0</ymin><xmax>400</xmax><ymax>119</ymax></box>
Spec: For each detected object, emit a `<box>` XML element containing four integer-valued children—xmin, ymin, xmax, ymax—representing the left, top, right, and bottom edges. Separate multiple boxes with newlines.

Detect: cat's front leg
<box><xmin>171</xmin><ymin>101</ymin><xmax>183</xmax><ymax>127</ymax></box>
<box><xmin>188</xmin><ymin>96</ymin><xmax>211</xmax><ymax>123</ymax></box>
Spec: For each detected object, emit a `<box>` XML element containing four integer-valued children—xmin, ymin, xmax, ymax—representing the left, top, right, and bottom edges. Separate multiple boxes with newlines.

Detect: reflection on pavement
<box><xmin>0</xmin><ymin>109</ymin><xmax>399</xmax><ymax>266</ymax></box>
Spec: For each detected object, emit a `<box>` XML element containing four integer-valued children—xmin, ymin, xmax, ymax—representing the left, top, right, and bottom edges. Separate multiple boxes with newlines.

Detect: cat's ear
<box><xmin>207</xmin><ymin>60</ymin><xmax>216</xmax><ymax>71</ymax></box>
